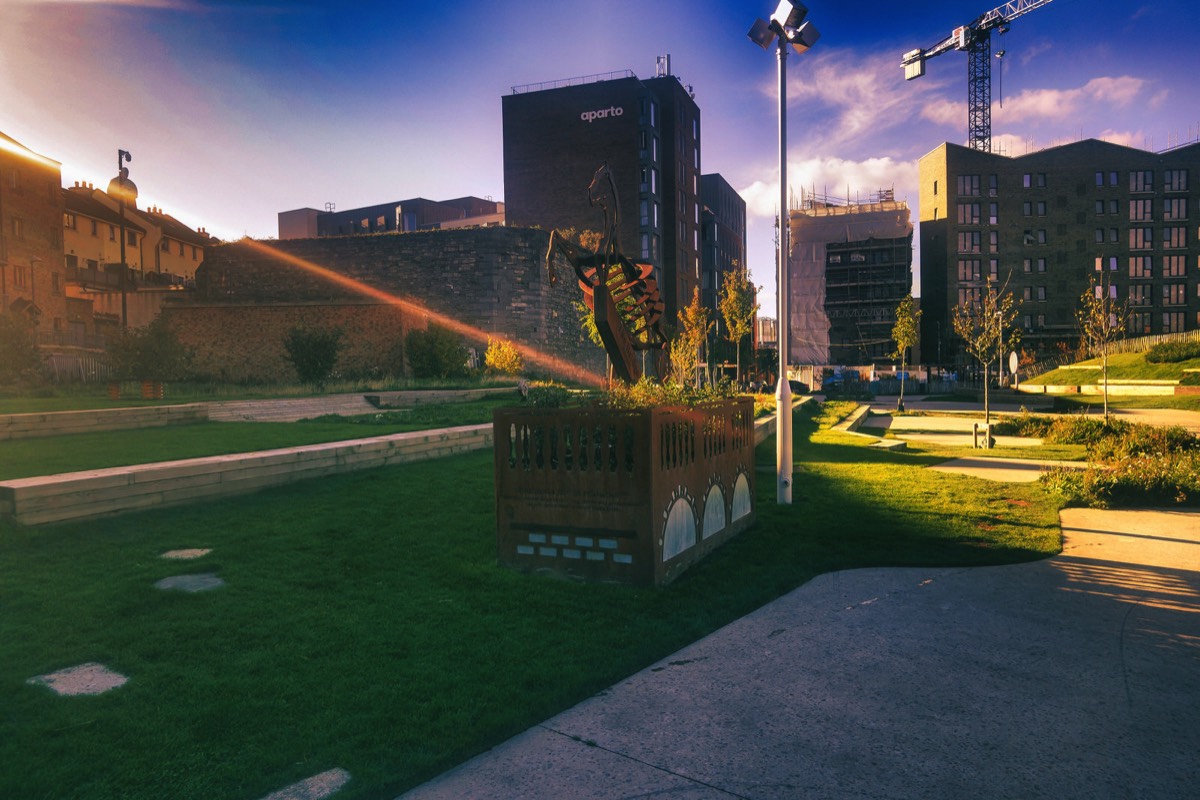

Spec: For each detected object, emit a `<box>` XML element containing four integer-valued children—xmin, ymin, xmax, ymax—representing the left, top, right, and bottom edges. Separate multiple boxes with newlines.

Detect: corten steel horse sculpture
<box><xmin>546</xmin><ymin>163</ymin><xmax>666</xmax><ymax>383</ymax></box>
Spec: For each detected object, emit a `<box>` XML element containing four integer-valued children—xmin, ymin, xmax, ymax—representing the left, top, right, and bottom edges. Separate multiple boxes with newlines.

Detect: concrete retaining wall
<box><xmin>0</xmin><ymin>404</ymin><xmax>209</xmax><ymax>441</ymax></box>
<box><xmin>0</xmin><ymin>425</ymin><xmax>492</xmax><ymax>526</ymax></box>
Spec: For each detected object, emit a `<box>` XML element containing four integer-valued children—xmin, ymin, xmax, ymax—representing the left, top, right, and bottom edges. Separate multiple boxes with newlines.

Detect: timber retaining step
<box><xmin>0</xmin><ymin>404</ymin><xmax>208</xmax><ymax>441</ymax></box>
<box><xmin>0</xmin><ymin>425</ymin><xmax>492</xmax><ymax>526</ymax></box>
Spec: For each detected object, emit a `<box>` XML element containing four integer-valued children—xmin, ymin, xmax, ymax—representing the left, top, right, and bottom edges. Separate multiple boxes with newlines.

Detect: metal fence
<box><xmin>43</xmin><ymin>353</ymin><xmax>112</xmax><ymax>384</ymax></box>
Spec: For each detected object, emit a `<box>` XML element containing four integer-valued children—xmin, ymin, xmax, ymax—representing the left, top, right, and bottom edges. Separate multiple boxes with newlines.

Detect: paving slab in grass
<box><xmin>27</xmin><ymin>663</ymin><xmax>128</xmax><ymax>696</ymax></box>
<box><xmin>929</xmin><ymin>456</ymin><xmax>1087</xmax><ymax>483</ymax></box>
<box><xmin>259</xmin><ymin>768</ymin><xmax>351</xmax><ymax>800</ymax></box>
<box><xmin>154</xmin><ymin>573</ymin><xmax>225</xmax><ymax>592</ymax></box>
<box><xmin>161</xmin><ymin>548</ymin><xmax>211</xmax><ymax>560</ymax></box>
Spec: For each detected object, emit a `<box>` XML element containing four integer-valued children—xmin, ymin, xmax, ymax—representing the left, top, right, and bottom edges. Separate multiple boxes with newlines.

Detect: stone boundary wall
<box><xmin>178</xmin><ymin>227</ymin><xmax>605</xmax><ymax>384</ymax></box>
<box><xmin>0</xmin><ymin>404</ymin><xmax>208</xmax><ymax>441</ymax></box>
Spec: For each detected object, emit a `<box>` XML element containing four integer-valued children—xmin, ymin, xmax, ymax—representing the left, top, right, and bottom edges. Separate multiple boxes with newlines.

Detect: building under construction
<box><xmin>788</xmin><ymin>191</ymin><xmax>914</xmax><ymax>365</ymax></box>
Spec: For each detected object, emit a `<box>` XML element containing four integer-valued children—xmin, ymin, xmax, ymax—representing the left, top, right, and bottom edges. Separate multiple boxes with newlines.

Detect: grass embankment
<box><xmin>0</xmin><ymin>403</ymin><xmax>1062</xmax><ymax>800</ymax></box>
<box><xmin>0</xmin><ymin>399</ymin><xmax>514</xmax><ymax>480</ymax></box>
<box><xmin>1026</xmin><ymin>351</ymin><xmax>1200</xmax><ymax>386</ymax></box>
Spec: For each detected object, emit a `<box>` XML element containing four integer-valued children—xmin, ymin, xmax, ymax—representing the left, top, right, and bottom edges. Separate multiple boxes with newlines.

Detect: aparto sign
<box><xmin>581</xmin><ymin>106</ymin><xmax>624</xmax><ymax>123</ymax></box>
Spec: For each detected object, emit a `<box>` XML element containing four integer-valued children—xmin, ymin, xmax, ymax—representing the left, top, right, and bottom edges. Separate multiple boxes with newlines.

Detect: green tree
<box><xmin>669</xmin><ymin>287</ymin><xmax>712</xmax><ymax>387</ymax></box>
<box><xmin>283</xmin><ymin>326</ymin><xmax>343</xmax><ymax>388</ymax></box>
<box><xmin>891</xmin><ymin>294</ymin><xmax>922</xmax><ymax>411</ymax></box>
<box><xmin>406</xmin><ymin>324</ymin><xmax>469</xmax><ymax>379</ymax></box>
<box><xmin>0</xmin><ymin>313</ymin><xmax>44</xmax><ymax>386</ymax></box>
<box><xmin>718</xmin><ymin>264</ymin><xmax>758</xmax><ymax>384</ymax></box>
<box><xmin>484</xmin><ymin>337</ymin><xmax>524</xmax><ymax>375</ymax></box>
<box><xmin>1077</xmin><ymin>272</ymin><xmax>1128</xmax><ymax>421</ymax></box>
<box><xmin>952</xmin><ymin>277</ymin><xmax>1019</xmax><ymax>436</ymax></box>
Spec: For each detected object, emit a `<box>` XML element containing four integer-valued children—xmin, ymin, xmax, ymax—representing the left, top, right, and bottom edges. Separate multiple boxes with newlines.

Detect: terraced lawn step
<box><xmin>0</xmin><ymin>425</ymin><xmax>492</xmax><ymax>526</ymax></box>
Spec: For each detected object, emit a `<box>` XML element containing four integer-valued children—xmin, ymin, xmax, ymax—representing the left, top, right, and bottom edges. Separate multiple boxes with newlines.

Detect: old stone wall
<box><xmin>180</xmin><ymin>227</ymin><xmax>604</xmax><ymax>383</ymax></box>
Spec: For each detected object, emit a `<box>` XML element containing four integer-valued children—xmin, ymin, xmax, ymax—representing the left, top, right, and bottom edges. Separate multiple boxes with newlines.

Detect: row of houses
<box><xmin>0</xmin><ymin>131</ymin><xmax>217</xmax><ymax>354</ymax></box>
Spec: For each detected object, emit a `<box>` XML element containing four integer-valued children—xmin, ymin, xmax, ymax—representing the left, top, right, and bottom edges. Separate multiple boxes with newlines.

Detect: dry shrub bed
<box><xmin>995</xmin><ymin>411</ymin><xmax>1200</xmax><ymax>506</ymax></box>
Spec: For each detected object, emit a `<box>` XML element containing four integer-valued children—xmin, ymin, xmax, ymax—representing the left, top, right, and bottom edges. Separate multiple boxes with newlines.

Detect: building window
<box><xmin>1023</xmin><ymin>258</ymin><xmax>1032</xmax><ymax>273</ymax></box>
<box><xmin>1095</xmin><ymin>200</ymin><xmax>1105</xmax><ymax>215</ymax></box>
<box><xmin>957</xmin><ymin>231</ymin><xmax>981</xmax><ymax>253</ymax></box>
<box><xmin>988</xmin><ymin>231</ymin><xmax>999</xmax><ymax>252</ymax></box>
<box><xmin>51</xmin><ymin>272</ymin><xmax>61</xmax><ymax>294</ymax></box>
<box><xmin>1095</xmin><ymin>172</ymin><xmax>1104</xmax><ymax>187</ymax></box>
<box><xmin>1128</xmin><ymin>285</ymin><xmax>1151</xmax><ymax>306</ymax></box>
<box><xmin>1164</xmin><ymin>169</ymin><xmax>1188</xmax><ymax>192</ymax></box>
<box><xmin>90</xmin><ymin>219</ymin><xmax>98</xmax><ymax>236</ymax></box>
<box><xmin>957</xmin><ymin>203</ymin><xmax>980</xmax><ymax>224</ymax></box>
<box><xmin>1037</xmin><ymin>229</ymin><xmax>1047</xmax><ymax>244</ymax></box>
<box><xmin>958</xmin><ymin>287</ymin><xmax>981</xmax><ymax>306</ymax></box>
<box><xmin>1164</xmin><ymin>311</ymin><xmax>1185</xmax><ymax>333</ymax></box>
<box><xmin>1094</xmin><ymin>228</ymin><xmax>1104</xmax><ymax>243</ymax></box>
<box><xmin>1164</xmin><ymin>198</ymin><xmax>1187</xmax><ymax>220</ymax></box>
<box><xmin>1037</xmin><ymin>314</ymin><xmax>1046</xmax><ymax>327</ymax></box>
<box><xmin>63</xmin><ymin>212</ymin><xmax>77</xmax><ymax>230</ymax></box>
<box><xmin>1109</xmin><ymin>228</ymin><xmax>1119</xmax><ymax>243</ymax></box>
<box><xmin>1129</xmin><ymin>256</ymin><xmax>1153</xmax><ymax>278</ymax></box>
<box><xmin>957</xmin><ymin>259</ymin><xmax>981</xmax><ymax>281</ymax></box>
<box><xmin>127</xmin><ymin>231</ymin><xmax>138</xmax><ymax>246</ymax></box>
<box><xmin>956</xmin><ymin>175</ymin><xmax>981</xmax><ymax>196</ymax></box>
<box><xmin>1130</xmin><ymin>227</ymin><xmax>1153</xmax><ymax>250</ymax></box>
<box><xmin>1037</xmin><ymin>286</ymin><xmax>1046</xmax><ymax>301</ymax></box>
<box><xmin>1036</xmin><ymin>201</ymin><xmax>1046</xmax><ymax>216</ymax></box>
<box><xmin>161</xmin><ymin>238</ymin><xmax>170</xmax><ymax>252</ymax></box>
<box><xmin>987</xmin><ymin>174</ymin><xmax>998</xmax><ymax>196</ymax></box>
<box><xmin>989</xmin><ymin>258</ymin><xmax>998</xmax><ymax>279</ymax></box>
<box><xmin>933</xmin><ymin>180</ymin><xmax>938</xmax><ymax>196</ymax></box>
<box><xmin>1131</xmin><ymin>312</ymin><xmax>1152</xmax><ymax>334</ymax></box>
<box><xmin>1023</xmin><ymin>314</ymin><xmax>1032</xmax><ymax>329</ymax></box>
<box><xmin>1164</xmin><ymin>255</ymin><xmax>1186</xmax><ymax>277</ymax></box>
<box><xmin>988</xmin><ymin>202</ymin><xmax>998</xmax><ymax>225</ymax></box>
<box><xmin>1109</xmin><ymin>171</ymin><xmax>1118</xmax><ymax>187</ymax></box>
<box><xmin>1036</xmin><ymin>172</ymin><xmax>1047</xmax><ymax>188</ymax></box>
<box><xmin>1164</xmin><ymin>227</ymin><xmax>1187</xmax><ymax>249</ymax></box>
<box><xmin>1022</xmin><ymin>286</ymin><xmax>1032</xmax><ymax>301</ymax></box>
<box><xmin>1130</xmin><ymin>170</ymin><xmax>1153</xmax><ymax>192</ymax></box>
<box><xmin>1130</xmin><ymin>198</ymin><xmax>1153</xmax><ymax>221</ymax></box>
<box><xmin>1164</xmin><ymin>284</ymin><xmax>1187</xmax><ymax>305</ymax></box>
<box><xmin>1022</xmin><ymin>201</ymin><xmax>1032</xmax><ymax>216</ymax></box>
<box><xmin>1022</xmin><ymin>173</ymin><xmax>1031</xmax><ymax>188</ymax></box>
<box><xmin>14</xmin><ymin>265</ymin><xmax>27</xmax><ymax>287</ymax></box>
<box><xmin>109</xmin><ymin>225</ymin><xmax>116</xmax><ymax>241</ymax></box>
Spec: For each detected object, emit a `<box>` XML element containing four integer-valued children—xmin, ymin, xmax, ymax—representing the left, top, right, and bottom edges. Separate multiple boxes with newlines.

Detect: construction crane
<box><xmin>902</xmin><ymin>0</ymin><xmax>1054</xmax><ymax>153</ymax></box>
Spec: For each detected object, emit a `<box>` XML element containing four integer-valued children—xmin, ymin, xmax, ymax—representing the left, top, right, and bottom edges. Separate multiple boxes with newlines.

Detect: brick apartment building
<box><xmin>920</xmin><ymin>139</ymin><xmax>1200</xmax><ymax>365</ymax></box>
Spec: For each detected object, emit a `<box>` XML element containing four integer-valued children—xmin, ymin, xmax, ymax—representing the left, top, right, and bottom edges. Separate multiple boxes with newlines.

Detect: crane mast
<box><xmin>902</xmin><ymin>0</ymin><xmax>1054</xmax><ymax>152</ymax></box>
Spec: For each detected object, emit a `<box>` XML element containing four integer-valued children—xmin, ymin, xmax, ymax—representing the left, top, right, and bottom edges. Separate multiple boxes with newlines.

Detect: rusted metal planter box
<box><xmin>494</xmin><ymin>398</ymin><xmax>756</xmax><ymax>587</ymax></box>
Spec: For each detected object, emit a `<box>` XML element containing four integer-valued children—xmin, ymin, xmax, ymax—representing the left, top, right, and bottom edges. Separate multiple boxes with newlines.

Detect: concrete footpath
<box><xmin>400</xmin><ymin>455</ymin><xmax>1200</xmax><ymax>798</ymax></box>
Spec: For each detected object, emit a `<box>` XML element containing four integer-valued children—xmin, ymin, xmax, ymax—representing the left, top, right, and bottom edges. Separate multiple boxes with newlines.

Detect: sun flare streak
<box><xmin>239</xmin><ymin>239</ymin><xmax>603</xmax><ymax>388</ymax></box>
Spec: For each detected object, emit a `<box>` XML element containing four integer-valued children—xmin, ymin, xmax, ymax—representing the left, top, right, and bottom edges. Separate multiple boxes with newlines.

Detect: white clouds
<box><xmin>739</xmin><ymin>156</ymin><xmax>919</xmax><ymax>220</ymax></box>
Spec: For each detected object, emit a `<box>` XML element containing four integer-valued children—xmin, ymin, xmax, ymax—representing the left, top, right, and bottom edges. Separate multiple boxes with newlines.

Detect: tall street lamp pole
<box><xmin>117</xmin><ymin>149</ymin><xmax>131</xmax><ymax>331</ymax></box>
<box><xmin>749</xmin><ymin>1</ymin><xmax>819</xmax><ymax>505</ymax></box>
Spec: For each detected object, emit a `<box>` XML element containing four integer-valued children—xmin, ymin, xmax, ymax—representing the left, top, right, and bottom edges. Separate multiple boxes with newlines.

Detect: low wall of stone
<box><xmin>0</xmin><ymin>404</ymin><xmax>208</xmax><ymax>441</ymax></box>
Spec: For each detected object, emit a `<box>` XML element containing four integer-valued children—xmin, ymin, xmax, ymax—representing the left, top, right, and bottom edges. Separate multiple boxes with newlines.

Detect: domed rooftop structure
<box><xmin>107</xmin><ymin>167</ymin><xmax>138</xmax><ymax>206</ymax></box>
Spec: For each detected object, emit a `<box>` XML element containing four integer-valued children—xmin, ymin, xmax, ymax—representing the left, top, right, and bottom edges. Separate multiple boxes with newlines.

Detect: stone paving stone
<box><xmin>160</xmin><ymin>548</ymin><xmax>211</xmax><ymax>560</ymax></box>
<box><xmin>154</xmin><ymin>573</ymin><xmax>225</xmax><ymax>592</ymax></box>
<box><xmin>27</xmin><ymin>663</ymin><xmax>128</xmax><ymax>696</ymax></box>
<box><xmin>259</xmin><ymin>768</ymin><xmax>351</xmax><ymax>800</ymax></box>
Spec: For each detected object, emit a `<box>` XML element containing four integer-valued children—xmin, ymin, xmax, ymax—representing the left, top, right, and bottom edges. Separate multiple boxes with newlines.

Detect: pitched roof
<box><xmin>63</xmin><ymin>188</ymin><xmax>146</xmax><ymax>232</ymax></box>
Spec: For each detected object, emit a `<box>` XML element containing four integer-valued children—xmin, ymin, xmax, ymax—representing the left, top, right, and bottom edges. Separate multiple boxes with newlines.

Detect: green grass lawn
<box><xmin>0</xmin><ymin>400</ymin><xmax>514</xmax><ymax>480</ymax></box>
<box><xmin>0</xmin><ymin>403</ymin><xmax>1063</xmax><ymax>800</ymax></box>
<box><xmin>0</xmin><ymin>378</ymin><xmax>521</xmax><ymax>415</ymax></box>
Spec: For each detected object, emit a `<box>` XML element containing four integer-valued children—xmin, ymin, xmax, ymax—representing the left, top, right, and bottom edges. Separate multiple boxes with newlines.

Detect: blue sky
<box><xmin>2</xmin><ymin>0</ymin><xmax>1198</xmax><ymax>312</ymax></box>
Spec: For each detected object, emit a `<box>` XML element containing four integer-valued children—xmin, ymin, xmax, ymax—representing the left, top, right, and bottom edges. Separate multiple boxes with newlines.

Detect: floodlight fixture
<box><xmin>747</xmin><ymin>17</ymin><xmax>775</xmax><ymax>49</ymax></box>
<box><xmin>770</xmin><ymin>0</ymin><xmax>808</xmax><ymax>31</ymax></box>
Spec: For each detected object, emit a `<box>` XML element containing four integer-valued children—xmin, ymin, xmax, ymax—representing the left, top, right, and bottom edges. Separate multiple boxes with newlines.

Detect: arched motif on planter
<box><xmin>702</xmin><ymin>482</ymin><xmax>727</xmax><ymax>539</ymax></box>
<box><xmin>731</xmin><ymin>471</ymin><xmax>752</xmax><ymax>522</ymax></box>
<box><xmin>662</xmin><ymin>494</ymin><xmax>696</xmax><ymax>561</ymax></box>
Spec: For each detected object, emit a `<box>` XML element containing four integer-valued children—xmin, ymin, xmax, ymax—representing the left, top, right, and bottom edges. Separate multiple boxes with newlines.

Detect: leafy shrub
<box><xmin>484</xmin><ymin>337</ymin><xmax>524</xmax><ymax>375</ymax></box>
<box><xmin>108</xmin><ymin>316</ymin><xmax>193</xmax><ymax>381</ymax></box>
<box><xmin>1044</xmin><ymin>452</ymin><xmax>1200</xmax><ymax>508</ymax></box>
<box><xmin>1145</xmin><ymin>339</ymin><xmax>1200</xmax><ymax>363</ymax></box>
<box><xmin>0</xmin><ymin>313</ymin><xmax>45</xmax><ymax>386</ymax></box>
<box><xmin>597</xmin><ymin>377</ymin><xmax>736</xmax><ymax>410</ymax></box>
<box><xmin>405</xmin><ymin>324</ymin><xmax>469</xmax><ymax>379</ymax></box>
<box><xmin>522</xmin><ymin>381</ymin><xmax>573</xmax><ymax>408</ymax></box>
<box><xmin>283</xmin><ymin>326</ymin><xmax>343</xmax><ymax>387</ymax></box>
